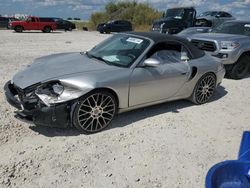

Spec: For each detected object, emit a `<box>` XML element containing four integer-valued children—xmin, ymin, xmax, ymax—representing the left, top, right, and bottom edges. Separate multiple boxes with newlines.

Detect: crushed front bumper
<box><xmin>4</xmin><ymin>81</ymin><xmax>71</xmax><ymax>128</ymax></box>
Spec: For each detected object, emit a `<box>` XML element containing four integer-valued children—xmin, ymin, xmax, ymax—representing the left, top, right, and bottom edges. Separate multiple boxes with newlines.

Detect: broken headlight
<box><xmin>35</xmin><ymin>81</ymin><xmax>84</xmax><ymax>106</ymax></box>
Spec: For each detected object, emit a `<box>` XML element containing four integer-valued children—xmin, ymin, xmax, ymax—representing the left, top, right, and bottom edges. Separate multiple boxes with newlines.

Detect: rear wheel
<box><xmin>43</xmin><ymin>26</ymin><xmax>51</xmax><ymax>33</ymax></box>
<box><xmin>73</xmin><ymin>91</ymin><xmax>117</xmax><ymax>134</ymax></box>
<box><xmin>14</xmin><ymin>26</ymin><xmax>23</xmax><ymax>33</ymax></box>
<box><xmin>227</xmin><ymin>55</ymin><xmax>250</xmax><ymax>80</ymax></box>
<box><xmin>191</xmin><ymin>73</ymin><xmax>216</xmax><ymax>104</ymax></box>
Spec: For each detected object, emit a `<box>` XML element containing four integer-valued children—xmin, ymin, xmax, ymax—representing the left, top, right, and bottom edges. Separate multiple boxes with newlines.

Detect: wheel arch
<box><xmin>238</xmin><ymin>51</ymin><xmax>250</xmax><ymax>61</ymax></box>
<box><xmin>81</xmin><ymin>87</ymin><xmax>120</xmax><ymax>108</ymax></box>
<box><xmin>15</xmin><ymin>25</ymin><xmax>24</xmax><ymax>30</ymax></box>
<box><xmin>44</xmin><ymin>25</ymin><xmax>52</xmax><ymax>30</ymax></box>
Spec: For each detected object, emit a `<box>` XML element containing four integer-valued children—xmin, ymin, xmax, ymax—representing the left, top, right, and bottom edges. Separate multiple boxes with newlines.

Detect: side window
<box><xmin>217</xmin><ymin>12</ymin><xmax>229</xmax><ymax>18</ymax></box>
<box><xmin>31</xmin><ymin>17</ymin><xmax>36</xmax><ymax>22</ymax></box>
<box><xmin>147</xmin><ymin>42</ymin><xmax>190</xmax><ymax>64</ymax></box>
<box><xmin>216</xmin><ymin>12</ymin><xmax>223</xmax><ymax>17</ymax></box>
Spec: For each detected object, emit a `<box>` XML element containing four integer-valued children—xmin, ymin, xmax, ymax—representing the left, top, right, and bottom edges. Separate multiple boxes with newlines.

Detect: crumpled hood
<box><xmin>188</xmin><ymin>33</ymin><xmax>248</xmax><ymax>42</ymax></box>
<box><xmin>13</xmin><ymin>52</ymin><xmax>117</xmax><ymax>89</ymax></box>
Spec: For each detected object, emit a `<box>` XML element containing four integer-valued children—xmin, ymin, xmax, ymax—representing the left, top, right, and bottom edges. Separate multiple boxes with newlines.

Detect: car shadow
<box><xmin>108</xmin><ymin>85</ymin><xmax>228</xmax><ymax>131</ymax></box>
<box><xmin>29</xmin><ymin>85</ymin><xmax>227</xmax><ymax>137</ymax></box>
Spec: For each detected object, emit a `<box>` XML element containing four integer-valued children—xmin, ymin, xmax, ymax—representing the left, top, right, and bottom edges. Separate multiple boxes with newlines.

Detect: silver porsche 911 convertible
<box><xmin>4</xmin><ymin>32</ymin><xmax>225</xmax><ymax>134</ymax></box>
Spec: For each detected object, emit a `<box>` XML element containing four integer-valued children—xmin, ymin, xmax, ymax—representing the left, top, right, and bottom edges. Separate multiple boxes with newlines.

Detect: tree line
<box><xmin>89</xmin><ymin>1</ymin><xmax>162</xmax><ymax>31</ymax></box>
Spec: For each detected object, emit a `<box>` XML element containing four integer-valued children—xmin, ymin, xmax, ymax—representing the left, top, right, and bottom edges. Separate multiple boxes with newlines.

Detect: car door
<box><xmin>26</xmin><ymin>17</ymin><xmax>38</xmax><ymax>30</ymax></box>
<box><xmin>112</xmin><ymin>21</ymin><xmax>122</xmax><ymax>32</ymax></box>
<box><xmin>0</xmin><ymin>17</ymin><xmax>4</xmax><ymax>28</ymax></box>
<box><xmin>121</xmin><ymin>21</ymin><xmax>128</xmax><ymax>31</ymax></box>
<box><xmin>56</xmin><ymin>20</ymin><xmax>64</xmax><ymax>29</ymax></box>
<box><xmin>0</xmin><ymin>17</ymin><xmax>8</xmax><ymax>28</ymax></box>
<box><xmin>214</xmin><ymin>12</ymin><xmax>228</xmax><ymax>27</ymax></box>
<box><xmin>129</xmin><ymin>42</ymin><xmax>191</xmax><ymax>106</ymax></box>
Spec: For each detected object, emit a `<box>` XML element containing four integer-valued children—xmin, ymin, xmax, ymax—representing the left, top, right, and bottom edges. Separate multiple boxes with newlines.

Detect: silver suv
<box><xmin>196</xmin><ymin>11</ymin><xmax>235</xmax><ymax>28</ymax></box>
<box><xmin>187</xmin><ymin>20</ymin><xmax>250</xmax><ymax>79</ymax></box>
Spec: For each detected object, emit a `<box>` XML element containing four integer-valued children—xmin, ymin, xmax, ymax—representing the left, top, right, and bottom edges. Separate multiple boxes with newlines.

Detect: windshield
<box><xmin>213</xmin><ymin>22</ymin><xmax>250</xmax><ymax>36</ymax></box>
<box><xmin>87</xmin><ymin>34</ymin><xmax>150</xmax><ymax>67</ymax></box>
<box><xmin>164</xmin><ymin>9</ymin><xmax>184</xmax><ymax>19</ymax></box>
<box><xmin>199</xmin><ymin>11</ymin><xmax>218</xmax><ymax>17</ymax></box>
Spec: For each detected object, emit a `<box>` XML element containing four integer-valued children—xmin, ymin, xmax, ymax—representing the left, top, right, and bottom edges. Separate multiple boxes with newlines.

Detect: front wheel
<box><xmin>73</xmin><ymin>91</ymin><xmax>117</xmax><ymax>134</ymax></box>
<box><xmin>227</xmin><ymin>55</ymin><xmax>250</xmax><ymax>80</ymax></box>
<box><xmin>191</xmin><ymin>73</ymin><xmax>216</xmax><ymax>104</ymax></box>
<box><xmin>14</xmin><ymin>26</ymin><xmax>23</xmax><ymax>33</ymax></box>
<box><xmin>105</xmin><ymin>29</ymin><xmax>111</xmax><ymax>34</ymax></box>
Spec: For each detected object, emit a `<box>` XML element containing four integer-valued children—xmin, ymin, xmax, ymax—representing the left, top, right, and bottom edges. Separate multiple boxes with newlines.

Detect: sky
<box><xmin>0</xmin><ymin>0</ymin><xmax>250</xmax><ymax>20</ymax></box>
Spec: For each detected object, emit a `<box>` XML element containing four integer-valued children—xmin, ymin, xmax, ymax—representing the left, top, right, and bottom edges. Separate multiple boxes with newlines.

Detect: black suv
<box><xmin>0</xmin><ymin>17</ymin><xmax>19</xmax><ymax>29</ymax></box>
<box><xmin>97</xmin><ymin>20</ymin><xmax>132</xmax><ymax>34</ymax></box>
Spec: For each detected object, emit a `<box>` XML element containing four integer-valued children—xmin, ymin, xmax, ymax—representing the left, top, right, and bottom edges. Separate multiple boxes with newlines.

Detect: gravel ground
<box><xmin>0</xmin><ymin>30</ymin><xmax>250</xmax><ymax>188</ymax></box>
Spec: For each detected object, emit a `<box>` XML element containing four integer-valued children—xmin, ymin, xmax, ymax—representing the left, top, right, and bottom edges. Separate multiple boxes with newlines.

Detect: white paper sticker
<box><xmin>102</xmin><ymin>55</ymin><xmax>119</xmax><ymax>62</ymax></box>
<box><xmin>126</xmin><ymin>37</ymin><xmax>143</xmax><ymax>44</ymax></box>
<box><xmin>244</xmin><ymin>24</ymin><xmax>250</xmax><ymax>27</ymax></box>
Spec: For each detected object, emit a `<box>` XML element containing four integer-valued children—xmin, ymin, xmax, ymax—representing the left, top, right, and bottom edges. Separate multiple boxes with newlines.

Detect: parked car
<box><xmin>187</xmin><ymin>20</ymin><xmax>250</xmax><ymax>79</ymax></box>
<box><xmin>196</xmin><ymin>11</ymin><xmax>235</xmax><ymax>27</ymax></box>
<box><xmin>9</xmin><ymin>16</ymin><xmax>57</xmax><ymax>33</ymax></box>
<box><xmin>152</xmin><ymin>7</ymin><xmax>197</xmax><ymax>34</ymax></box>
<box><xmin>0</xmin><ymin>17</ymin><xmax>19</xmax><ymax>29</ymax></box>
<box><xmin>50</xmin><ymin>17</ymin><xmax>76</xmax><ymax>31</ymax></box>
<box><xmin>4</xmin><ymin>32</ymin><xmax>225</xmax><ymax>134</ymax></box>
<box><xmin>177</xmin><ymin>27</ymin><xmax>212</xmax><ymax>38</ymax></box>
<box><xmin>97</xmin><ymin>20</ymin><xmax>132</xmax><ymax>34</ymax></box>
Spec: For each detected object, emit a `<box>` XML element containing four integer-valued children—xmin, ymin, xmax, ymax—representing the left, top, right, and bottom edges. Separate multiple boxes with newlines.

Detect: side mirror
<box><xmin>143</xmin><ymin>58</ymin><xmax>161</xmax><ymax>67</ymax></box>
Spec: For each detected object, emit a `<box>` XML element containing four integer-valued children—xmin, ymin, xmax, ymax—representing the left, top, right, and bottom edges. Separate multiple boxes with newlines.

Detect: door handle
<box><xmin>181</xmin><ymin>72</ymin><xmax>188</xmax><ymax>75</ymax></box>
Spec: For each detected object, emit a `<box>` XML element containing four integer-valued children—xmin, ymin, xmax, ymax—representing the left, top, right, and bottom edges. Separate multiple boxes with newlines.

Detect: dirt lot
<box><xmin>0</xmin><ymin>30</ymin><xmax>250</xmax><ymax>188</ymax></box>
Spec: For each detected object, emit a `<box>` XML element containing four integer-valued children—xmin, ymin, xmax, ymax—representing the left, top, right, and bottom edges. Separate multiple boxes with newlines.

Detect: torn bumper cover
<box><xmin>4</xmin><ymin>81</ymin><xmax>71</xmax><ymax>128</ymax></box>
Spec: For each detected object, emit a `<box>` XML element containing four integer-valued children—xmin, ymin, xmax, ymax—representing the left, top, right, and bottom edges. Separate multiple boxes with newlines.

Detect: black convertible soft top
<box><xmin>128</xmin><ymin>32</ymin><xmax>205</xmax><ymax>59</ymax></box>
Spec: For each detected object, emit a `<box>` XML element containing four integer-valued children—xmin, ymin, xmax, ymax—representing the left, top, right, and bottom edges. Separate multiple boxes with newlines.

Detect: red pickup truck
<box><xmin>9</xmin><ymin>16</ymin><xmax>57</xmax><ymax>33</ymax></box>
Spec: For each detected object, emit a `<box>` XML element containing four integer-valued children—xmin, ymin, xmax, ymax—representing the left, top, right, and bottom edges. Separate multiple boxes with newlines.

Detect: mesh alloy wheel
<box><xmin>73</xmin><ymin>91</ymin><xmax>117</xmax><ymax>134</ymax></box>
<box><xmin>193</xmin><ymin>73</ymin><xmax>216</xmax><ymax>104</ymax></box>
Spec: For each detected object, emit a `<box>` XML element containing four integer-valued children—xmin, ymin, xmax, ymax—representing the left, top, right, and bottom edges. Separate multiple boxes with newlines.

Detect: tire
<box><xmin>105</xmin><ymin>29</ymin><xmax>111</xmax><ymax>34</ymax></box>
<box><xmin>43</xmin><ymin>26</ymin><xmax>51</xmax><ymax>33</ymax></box>
<box><xmin>73</xmin><ymin>90</ymin><xmax>117</xmax><ymax>134</ymax></box>
<box><xmin>191</xmin><ymin>73</ymin><xmax>216</xmax><ymax>105</ymax></box>
<box><xmin>227</xmin><ymin>55</ymin><xmax>250</xmax><ymax>80</ymax></box>
<box><xmin>14</xmin><ymin>26</ymin><xmax>23</xmax><ymax>33</ymax></box>
<box><xmin>68</xmin><ymin>27</ymin><xmax>72</xmax><ymax>31</ymax></box>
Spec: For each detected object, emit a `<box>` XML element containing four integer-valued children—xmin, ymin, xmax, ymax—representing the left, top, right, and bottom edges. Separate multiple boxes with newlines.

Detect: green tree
<box><xmin>89</xmin><ymin>1</ymin><xmax>161</xmax><ymax>31</ymax></box>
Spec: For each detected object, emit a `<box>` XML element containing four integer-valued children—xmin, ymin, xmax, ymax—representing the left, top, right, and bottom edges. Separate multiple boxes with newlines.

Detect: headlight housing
<box><xmin>221</xmin><ymin>41</ymin><xmax>240</xmax><ymax>50</ymax></box>
<box><xmin>35</xmin><ymin>81</ymin><xmax>86</xmax><ymax>106</ymax></box>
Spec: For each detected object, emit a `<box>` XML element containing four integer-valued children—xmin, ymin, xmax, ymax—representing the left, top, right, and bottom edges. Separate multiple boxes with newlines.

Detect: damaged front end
<box><xmin>4</xmin><ymin>80</ymin><xmax>80</xmax><ymax>128</ymax></box>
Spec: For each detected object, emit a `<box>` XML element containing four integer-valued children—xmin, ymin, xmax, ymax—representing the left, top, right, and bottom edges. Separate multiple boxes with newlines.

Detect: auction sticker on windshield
<box><xmin>126</xmin><ymin>37</ymin><xmax>143</xmax><ymax>44</ymax></box>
